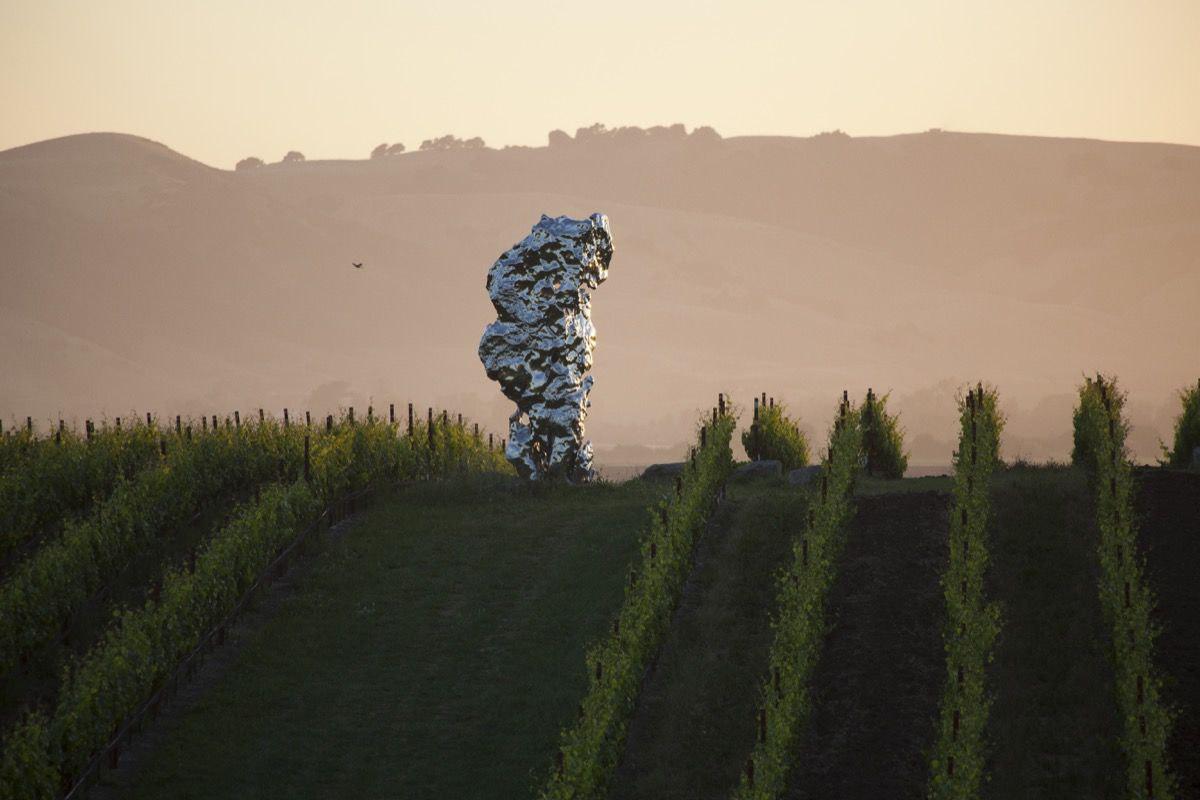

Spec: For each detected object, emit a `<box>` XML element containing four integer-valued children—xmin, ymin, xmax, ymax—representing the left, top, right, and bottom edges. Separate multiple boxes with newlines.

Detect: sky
<box><xmin>2</xmin><ymin>0</ymin><xmax>1199</xmax><ymax>168</ymax></box>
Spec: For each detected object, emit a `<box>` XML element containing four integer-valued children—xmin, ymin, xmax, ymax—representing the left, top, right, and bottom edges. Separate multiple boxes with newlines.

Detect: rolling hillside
<box><xmin>3</xmin><ymin>128</ymin><xmax>1198</xmax><ymax>463</ymax></box>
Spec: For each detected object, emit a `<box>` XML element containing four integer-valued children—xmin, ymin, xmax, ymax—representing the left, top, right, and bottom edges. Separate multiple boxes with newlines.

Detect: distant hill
<box><xmin>2</xmin><ymin>128</ymin><xmax>1198</xmax><ymax>463</ymax></box>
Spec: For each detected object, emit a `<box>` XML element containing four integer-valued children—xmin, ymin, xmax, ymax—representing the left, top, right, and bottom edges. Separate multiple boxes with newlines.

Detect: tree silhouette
<box><xmin>419</xmin><ymin>134</ymin><xmax>486</xmax><ymax>151</ymax></box>
<box><xmin>281</xmin><ymin>150</ymin><xmax>305</xmax><ymax>163</ymax></box>
<box><xmin>371</xmin><ymin>142</ymin><xmax>407</xmax><ymax>159</ymax></box>
<box><xmin>235</xmin><ymin>157</ymin><xmax>264</xmax><ymax>171</ymax></box>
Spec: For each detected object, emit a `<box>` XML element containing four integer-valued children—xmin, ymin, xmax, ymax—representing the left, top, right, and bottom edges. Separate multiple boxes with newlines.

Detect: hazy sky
<box><xmin>2</xmin><ymin>0</ymin><xmax>1199</xmax><ymax>167</ymax></box>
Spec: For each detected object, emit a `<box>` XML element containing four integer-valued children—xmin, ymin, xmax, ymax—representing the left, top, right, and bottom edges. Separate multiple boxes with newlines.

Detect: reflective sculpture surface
<box><xmin>478</xmin><ymin>213</ymin><xmax>612</xmax><ymax>481</ymax></box>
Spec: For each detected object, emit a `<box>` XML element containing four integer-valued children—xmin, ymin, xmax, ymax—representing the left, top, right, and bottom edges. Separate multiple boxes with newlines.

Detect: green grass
<box><xmin>609</xmin><ymin>481</ymin><xmax>805</xmax><ymax>800</ymax></box>
<box><xmin>855</xmin><ymin>474</ymin><xmax>953</xmax><ymax>496</ymax></box>
<box><xmin>119</xmin><ymin>476</ymin><xmax>660</xmax><ymax>800</ymax></box>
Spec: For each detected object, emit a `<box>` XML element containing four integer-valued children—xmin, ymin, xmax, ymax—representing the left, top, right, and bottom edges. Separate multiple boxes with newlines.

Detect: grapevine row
<box><xmin>0</xmin><ymin>419</ymin><xmax>307</xmax><ymax>676</ymax></box>
<box><xmin>538</xmin><ymin>400</ymin><xmax>735</xmax><ymax>800</ymax></box>
<box><xmin>0</xmin><ymin>413</ymin><xmax>511</xmax><ymax>799</ymax></box>
<box><xmin>1076</xmin><ymin>376</ymin><xmax>1173</xmax><ymax>799</ymax></box>
<box><xmin>0</xmin><ymin>423</ymin><xmax>161</xmax><ymax>565</ymax></box>
<box><xmin>926</xmin><ymin>384</ymin><xmax>1003</xmax><ymax>798</ymax></box>
<box><xmin>732</xmin><ymin>393</ymin><xmax>861</xmax><ymax>799</ymax></box>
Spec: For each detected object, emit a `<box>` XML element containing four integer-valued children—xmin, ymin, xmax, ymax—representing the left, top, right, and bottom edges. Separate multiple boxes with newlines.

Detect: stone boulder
<box><xmin>787</xmin><ymin>466</ymin><xmax>822</xmax><ymax>486</ymax></box>
<box><xmin>733</xmin><ymin>460</ymin><xmax>783</xmax><ymax>480</ymax></box>
<box><xmin>641</xmin><ymin>462</ymin><xmax>685</xmax><ymax>481</ymax></box>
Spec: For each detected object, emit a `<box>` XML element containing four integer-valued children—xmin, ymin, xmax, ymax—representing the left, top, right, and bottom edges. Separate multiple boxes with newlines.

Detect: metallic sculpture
<box><xmin>478</xmin><ymin>213</ymin><xmax>612</xmax><ymax>481</ymax></box>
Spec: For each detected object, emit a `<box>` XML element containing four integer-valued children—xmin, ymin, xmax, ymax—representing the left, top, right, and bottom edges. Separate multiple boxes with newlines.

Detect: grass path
<box><xmin>115</xmin><ymin>477</ymin><xmax>658</xmax><ymax>800</ymax></box>
<box><xmin>608</xmin><ymin>481</ymin><xmax>804</xmax><ymax>800</ymax></box>
<box><xmin>784</xmin><ymin>490</ymin><xmax>948</xmax><ymax>799</ymax></box>
<box><xmin>983</xmin><ymin>467</ymin><xmax>1123</xmax><ymax>798</ymax></box>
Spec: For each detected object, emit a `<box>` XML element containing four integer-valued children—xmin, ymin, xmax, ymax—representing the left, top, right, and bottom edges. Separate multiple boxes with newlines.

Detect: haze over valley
<box><xmin>3</xmin><ymin>125</ymin><xmax>1198</xmax><ymax>465</ymax></box>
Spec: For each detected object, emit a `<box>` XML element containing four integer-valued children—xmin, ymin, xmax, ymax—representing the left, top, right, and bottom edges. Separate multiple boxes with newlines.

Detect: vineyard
<box><xmin>0</xmin><ymin>381</ymin><xmax>1197</xmax><ymax>800</ymax></box>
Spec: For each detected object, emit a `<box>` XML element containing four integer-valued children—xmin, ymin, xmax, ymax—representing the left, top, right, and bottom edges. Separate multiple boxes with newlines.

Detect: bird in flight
<box><xmin>352</xmin><ymin>262</ymin><xmax>363</xmax><ymax>269</ymax></box>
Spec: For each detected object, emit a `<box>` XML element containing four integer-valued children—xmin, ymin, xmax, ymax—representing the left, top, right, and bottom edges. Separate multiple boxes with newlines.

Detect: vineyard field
<box><xmin>983</xmin><ymin>466</ymin><xmax>1124</xmax><ymax>797</ymax></box>
<box><xmin>610</xmin><ymin>482</ymin><xmax>804</xmax><ymax>800</ymax></box>
<box><xmin>1</xmin><ymin>395</ymin><xmax>1197</xmax><ymax>800</ymax></box>
<box><xmin>108</xmin><ymin>478</ymin><xmax>658</xmax><ymax>800</ymax></box>
<box><xmin>0</xmin><ymin>496</ymin><xmax>233</xmax><ymax>732</ymax></box>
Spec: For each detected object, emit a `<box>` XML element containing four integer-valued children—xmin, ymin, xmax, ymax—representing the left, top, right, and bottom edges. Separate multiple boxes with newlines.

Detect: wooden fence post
<box><xmin>389</xmin><ymin>403</ymin><xmax>395</xmax><ymax>424</ymax></box>
<box><xmin>408</xmin><ymin>403</ymin><xmax>414</xmax><ymax>436</ymax></box>
<box><xmin>304</xmin><ymin>435</ymin><xmax>311</xmax><ymax>482</ymax></box>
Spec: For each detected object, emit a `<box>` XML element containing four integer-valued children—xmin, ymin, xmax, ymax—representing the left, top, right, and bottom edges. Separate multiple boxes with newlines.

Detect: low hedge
<box><xmin>1163</xmin><ymin>379</ymin><xmax>1200</xmax><ymax>468</ymax></box>
<box><xmin>742</xmin><ymin>402</ymin><xmax>810</xmax><ymax>470</ymax></box>
<box><xmin>860</xmin><ymin>388</ymin><xmax>907</xmax><ymax>478</ymax></box>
